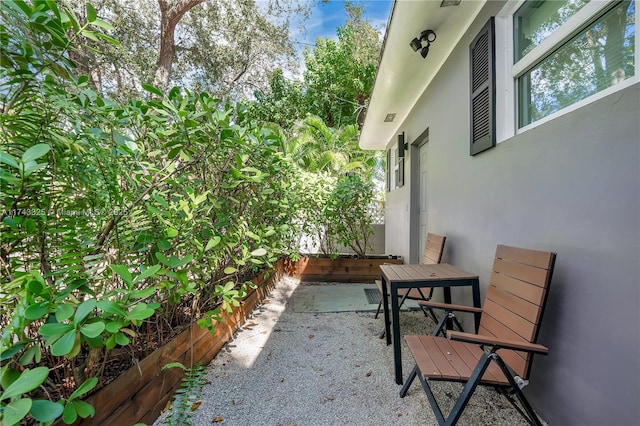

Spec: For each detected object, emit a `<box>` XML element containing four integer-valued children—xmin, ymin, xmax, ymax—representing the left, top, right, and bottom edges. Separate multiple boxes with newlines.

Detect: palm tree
<box><xmin>287</xmin><ymin>115</ymin><xmax>377</xmax><ymax>178</ymax></box>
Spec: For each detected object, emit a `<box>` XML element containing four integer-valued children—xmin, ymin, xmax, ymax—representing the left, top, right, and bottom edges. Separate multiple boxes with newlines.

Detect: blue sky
<box><xmin>293</xmin><ymin>1</ymin><xmax>393</xmax><ymax>48</ymax></box>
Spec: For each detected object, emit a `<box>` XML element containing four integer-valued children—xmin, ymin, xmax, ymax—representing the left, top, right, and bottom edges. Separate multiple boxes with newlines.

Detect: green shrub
<box><xmin>0</xmin><ymin>1</ymin><xmax>378</xmax><ymax>424</ymax></box>
<box><xmin>0</xmin><ymin>1</ymin><xmax>300</xmax><ymax>424</ymax></box>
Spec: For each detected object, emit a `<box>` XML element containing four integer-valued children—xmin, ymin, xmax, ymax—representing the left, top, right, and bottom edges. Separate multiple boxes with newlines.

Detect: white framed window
<box><xmin>496</xmin><ymin>0</ymin><xmax>637</xmax><ymax>139</ymax></box>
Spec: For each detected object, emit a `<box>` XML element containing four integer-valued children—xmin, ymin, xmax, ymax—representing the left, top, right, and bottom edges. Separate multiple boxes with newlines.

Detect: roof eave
<box><xmin>359</xmin><ymin>0</ymin><xmax>486</xmax><ymax>151</ymax></box>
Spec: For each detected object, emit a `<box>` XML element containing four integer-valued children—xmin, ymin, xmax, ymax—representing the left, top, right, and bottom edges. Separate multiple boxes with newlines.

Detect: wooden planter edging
<box><xmin>67</xmin><ymin>259</ymin><xmax>284</xmax><ymax>426</ymax></box>
<box><xmin>60</xmin><ymin>254</ymin><xmax>397</xmax><ymax>425</ymax></box>
<box><xmin>285</xmin><ymin>255</ymin><xmax>403</xmax><ymax>282</ymax></box>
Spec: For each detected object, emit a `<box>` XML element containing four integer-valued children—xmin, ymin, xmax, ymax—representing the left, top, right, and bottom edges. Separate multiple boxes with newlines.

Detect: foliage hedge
<box><xmin>0</xmin><ymin>1</ymin><xmax>378</xmax><ymax>425</ymax></box>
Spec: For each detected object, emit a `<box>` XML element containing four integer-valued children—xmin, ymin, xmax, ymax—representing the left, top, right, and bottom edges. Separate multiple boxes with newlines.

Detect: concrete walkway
<box><xmin>154</xmin><ymin>277</ymin><xmax>538</xmax><ymax>426</ymax></box>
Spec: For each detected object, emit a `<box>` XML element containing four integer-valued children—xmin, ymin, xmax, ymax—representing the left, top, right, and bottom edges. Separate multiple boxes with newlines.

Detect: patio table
<box><xmin>379</xmin><ymin>263</ymin><xmax>481</xmax><ymax>384</ymax></box>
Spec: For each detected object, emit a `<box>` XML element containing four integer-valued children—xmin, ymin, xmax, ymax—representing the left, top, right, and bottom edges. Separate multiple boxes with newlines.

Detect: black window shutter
<box><xmin>386</xmin><ymin>149</ymin><xmax>391</xmax><ymax>192</ymax></box>
<box><xmin>469</xmin><ymin>17</ymin><xmax>496</xmax><ymax>156</ymax></box>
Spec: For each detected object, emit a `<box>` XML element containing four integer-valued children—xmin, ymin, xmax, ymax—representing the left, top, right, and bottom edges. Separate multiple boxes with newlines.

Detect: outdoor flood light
<box><xmin>420</xmin><ymin>44</ymin><xmax>430</xmax><ymax>58</ymax></box>
<box><xmin>410</xmin><ymin>29</ymin><xmax>436</xmax><ymax>59</ymax></box>
<box><xmin>410</xmin><ymin>37</ymin><xmax>422</xmax><ymax>52</ymax></box>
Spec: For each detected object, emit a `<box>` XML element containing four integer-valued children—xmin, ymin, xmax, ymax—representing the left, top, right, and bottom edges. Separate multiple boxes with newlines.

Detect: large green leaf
<box><xmin>0</xmin><ymin>151</ymin><xmax>20</xmax><ymax>169</ymax></box>
<box><xmin>62</xmin><ymin>401</ymin><xmax>78</xmax><ymax>424</ymax></box>
<box><xmin>128</xmin><ymin>287</ymin><xmax>156</xmax><ymax>299</ymax></box>
<box><xmin>79</xmin><ymin>321</ymin><xmax>105</xmax><ymax>338</ymax></box>
<box><xmin>127</xmin><ymin>303</ymin><xmax>156</xmax><ymax>321</ymax></box>
<box><xmin>30</xmin><ymin>400</ymin><xmax>64</xmax><ymax>422</ymax></box>
<box><xmin>97</xmin><ymin>301</ymin><xmax>126</xmax><ymax>317</ymax></box>
<box><xmin>205</xmin><ymin>236</ymin><xmax>221</xmax><ymax>251</ymax></box>
<box><xmin>246</xmin><ymin>231</ymin><xmax>260</xmax><ymax>241</ymax></box>
<box><xmin>142</xmin><ymin>83</ymin><xmax>163</xmax><ymax>97</ymax></box>
<box><xmin>81</xmin><ymin>30</ymin><xmax>99</xmax><ymax>42</ymax></box>
<box><xmin>21</xmin><ymin>144</ymin><xmax>50</xmax><ymax>163</ymax></box>
<box><xmin>50</xmin><ymin>329</ymin><xmax>77</xmax><ymax>356</ymax></box>
<box><xmin>72</xmin><ymin>399</ymin><xmax>95</xmax><ymax>418</ymax></box>
<box><xmin>22</xmin><ymin>160</ymin><xmax>48</xmax><ymax>177</ymax></box>
<box><xmin>0</xmin><ymin>368</ymin><xmax>21</xmax><ymax>390</ymax></box>
<box><xmin>2</xmin><ymin>398</ymin><xmax>32</xmax><ymax>426</ymax></box>
<box><xmin>0</xmin><ymin>342</ymin><xmax>27</xmax><ymax>361</ymax></box>
<box><xmin>105</xmin><ymin>321</ymin><xmax>123</xmax><ymax>333</ymax></box>
<box><xmin>2</xmin><ymin>0</ymin><xmax>31</xmax><ymax>18</ymax></box>
<box><xmin>0</xmin><ymin>367</ymin><xmax>49</xmax><ymax>401</ymax></box>
<box><xmin>85</xmin><ymin>3</ymin><xmax>96</xmax><ymax>22</ymax></box>
<box><xmin>110</xmin><ymin>265</ymin><xmax>133</xmax><ymax>285</ymax></box>
<box><xmin>105</xmin><ymin>334</ymin><xmax>117</xmax><ymax>350</ymax></box>
<box><xmin>172</xmin><ymin>254</ymin><xmax>193</xmax><ymax>268</ymax></box>
<box><xmin>55</xmin><ymin>304</ymin><xmax>75</xmax><ymax>321</ymax></box>
<box><xmin>38</xmin><ymin>323</ymin><xmax>73</xmax><ymax>340</ymax></box>
<box><xmin>114</xmin><ymin>332</ymin><xmax>130</xmax><ymax>346</ymax></box>
<box><xmin>132</xmin><ymin>264</ymin><xmax>161</xmax><ymax>284</ymax></box>
<box><xmin>0</xmin><ymin>169</ymin><xmax>20</xmax><ymax>184</ymax></box>
<box><xmin>157</xmin><ymin>238</ymin><xmax>171</xmax><ymax>250</ymax></box>
<box><xmin>74</xmin><ymin>299</ymin><xmax>97</xmax><ymax>323</ymax></box>
<box><xmin>18</xmin><ymin>345</ymin><xmax>40</xmax><ymax>366</ymax></box>
<box><xmin>155</xmin><ymin>252</ymin><xmax>170</xmax><ymax>267</ymax></box>
<box><xmin>91</xmin><ymin>18</ymin><xmax>116</xmax><ymax>31</ymax></box>
<box><xmin>68</xmin><ymin>377</ymin><xmax>98</xmax><ymax>400</ymax></box>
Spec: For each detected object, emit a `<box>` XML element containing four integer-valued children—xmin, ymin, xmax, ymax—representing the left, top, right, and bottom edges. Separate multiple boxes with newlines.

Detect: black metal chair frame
<box><xmin>399</xmin><ymin>246</ymin><xmax>556</xmax><ymax>426</ymax></box>
<box><xmin>400</xmin><ymin>317</ymin><xmax>549</xmax><ymax>426</ymax></box>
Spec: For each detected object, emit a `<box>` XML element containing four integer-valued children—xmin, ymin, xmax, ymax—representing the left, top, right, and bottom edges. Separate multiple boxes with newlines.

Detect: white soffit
<box><xmin>359</xmin><ymin>0</ymin><xmax>486</xmax><ymax>150</ymax></box>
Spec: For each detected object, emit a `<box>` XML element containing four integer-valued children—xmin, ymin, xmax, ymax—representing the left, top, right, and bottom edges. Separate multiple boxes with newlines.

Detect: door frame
<box><xmin>409</xmin><ymin>127</ymin><xmax>430</xmax><ymax>264</ymax></box>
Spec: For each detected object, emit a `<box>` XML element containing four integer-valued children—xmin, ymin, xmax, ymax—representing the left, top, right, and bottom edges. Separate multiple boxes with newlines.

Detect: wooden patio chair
<box><xmin>374</xmin><ymin>232</ymin><xmax>446</xmax><ymax>325</ymax></box>
<box><xmin>400</xmin><ymin>245</ymin><xmax>556</xmax><ymax>426</ymax></box>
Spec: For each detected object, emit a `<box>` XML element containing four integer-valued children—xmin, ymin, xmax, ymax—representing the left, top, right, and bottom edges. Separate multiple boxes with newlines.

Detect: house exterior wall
<box><xmin>384</xmin><ymin>4</ymin><xmax>640</xmax><ymax>425</ymax></box>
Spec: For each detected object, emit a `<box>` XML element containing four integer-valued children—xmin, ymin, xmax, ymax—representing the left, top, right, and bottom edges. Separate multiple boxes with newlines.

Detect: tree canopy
<box><xmin>66</xmin><ymin>0</ymin><xmax>308</xmax><ymax>101</ymax></box>
<box><xmin>249</xmin><ymin>2</ymin><xmax>383</xmax><ymax>129</ymax></box>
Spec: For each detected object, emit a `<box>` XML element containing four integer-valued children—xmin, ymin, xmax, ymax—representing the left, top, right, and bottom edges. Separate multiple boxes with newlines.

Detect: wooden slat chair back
<box><xmin>374</xmin><ymin>233</ymin><xmax>446</xmax><ymax>321</ymax></box>
<box><xmin>400</xmin><ymin>245</ymin><xmax>556</xmax><ymax>426</ymax></box>
<box><xmin>421</xmin><ymin>233</ymin><xmax>446</xmax><ymax>264</ymax></box>
<box><xmin>478</xmin><ymin>245</ymin><xmax>554</xmax><ymax>380</ymax></box>
<box><xmin>403</xmin><ymin>232</ymin><xmax>446</xmax><ymax>300</ymax></box>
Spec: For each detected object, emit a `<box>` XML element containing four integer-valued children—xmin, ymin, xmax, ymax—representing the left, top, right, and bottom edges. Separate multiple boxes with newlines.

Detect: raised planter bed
<box><xmin>65</xmin><ymin>259</ymin><xmax>285</xmax><ymax>426</ymax></box>
<box><xmin>59</xmin><ymin>254</ymin><xmax>397</xmax><ymax>425</ymax></box>
<box><xmin>285</xmin><ymin>254</ymin><xmax>403</xmax><ymax>282</ymax></box>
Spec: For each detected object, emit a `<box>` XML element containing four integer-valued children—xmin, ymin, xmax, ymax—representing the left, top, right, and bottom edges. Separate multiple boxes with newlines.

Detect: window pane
<box><xmin>518</xmin><ymin>1</ymin><xmax>636</xmax><ymax>128</ymax></box>
<box><xmin>514</xmin><ymin>0</ymin><xmax>590</xmax><ymax>62</ymax></box>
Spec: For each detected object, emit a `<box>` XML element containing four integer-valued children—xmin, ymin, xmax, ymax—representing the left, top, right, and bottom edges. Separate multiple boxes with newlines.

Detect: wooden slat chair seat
<box><xmin>405</xmin><ymin>335</ymin><xmax>511</xmax><ymax>386</ymax></box>
<box><xmin>400</xmin><ymin>245</ymin><xmax>556</xmax><ymax>426</ymax></box>
<box><xmin>374</xmin><ymin>233</ymin><xmax>446</xmax><ymax>325</ymax></box>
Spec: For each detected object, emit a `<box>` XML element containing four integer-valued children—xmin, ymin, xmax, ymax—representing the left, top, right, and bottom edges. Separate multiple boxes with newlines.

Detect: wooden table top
<box><xmin>379</xmin><ymin>263</ymin><xmax>478</xmax><ymax>282</ymax></box>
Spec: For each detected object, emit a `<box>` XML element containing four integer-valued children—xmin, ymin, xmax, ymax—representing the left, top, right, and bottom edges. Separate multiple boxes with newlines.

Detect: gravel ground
<box><xmin>154</xmin><ymin>276</ymin><xmax>541</xmax><ymax>426</ymax></box>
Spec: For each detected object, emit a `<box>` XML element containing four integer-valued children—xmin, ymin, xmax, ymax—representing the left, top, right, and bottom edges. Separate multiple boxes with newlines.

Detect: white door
<box><xmin>418</xmin><ymin>144</ymin><xmax>428</xmax><ymax>257</ymax></box>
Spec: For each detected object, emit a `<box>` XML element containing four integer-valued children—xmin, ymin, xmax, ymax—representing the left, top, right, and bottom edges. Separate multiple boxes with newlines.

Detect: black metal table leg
<box><xmin>443</xmin><ymin>286</ymin><xmax>453</xmax><ymax>330</ymax></box>
<box><xmin>391</xmin><ymin>283</ymin><xmax>402</xmax><ymax>384</ymax></box>
<box><xmin>472</xmin><ymin>278</ymin><xmax>481</xmax><ymax>332</ymax></box>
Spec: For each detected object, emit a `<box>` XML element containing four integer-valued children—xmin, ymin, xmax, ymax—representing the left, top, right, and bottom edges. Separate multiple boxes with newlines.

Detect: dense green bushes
<box><xmin>0</xmin><ymin>1</ymin><xmax>379</xmax><ymax>424</ymax></box>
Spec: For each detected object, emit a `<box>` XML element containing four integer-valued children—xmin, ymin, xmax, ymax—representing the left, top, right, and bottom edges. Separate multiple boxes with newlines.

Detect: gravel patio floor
<box><xmin>154</xmin><ymin>276</ymin><xmax>543</xmax><ymax>426</ymax></box>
